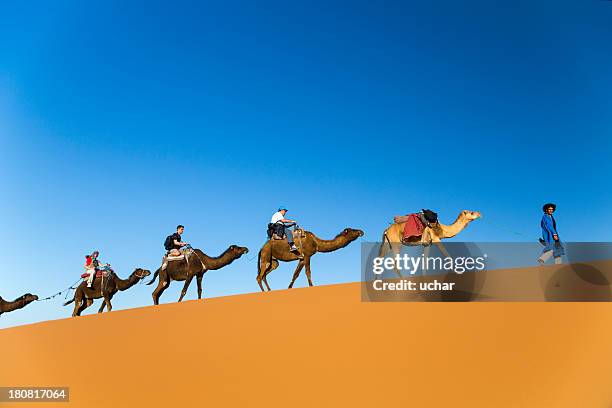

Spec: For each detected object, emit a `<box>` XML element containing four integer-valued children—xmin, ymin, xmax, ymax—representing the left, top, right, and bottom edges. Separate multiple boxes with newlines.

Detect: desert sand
<box><xmin>2</xmin><ymin>261</ymin><xmax>612</xmax><ymax>407</ymax></box>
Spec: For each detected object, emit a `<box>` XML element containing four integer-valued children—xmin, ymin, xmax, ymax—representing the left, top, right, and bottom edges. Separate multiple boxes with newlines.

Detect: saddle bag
<box><xmin>267</xmin><ymin>223</ymin><xmax>286</xmax><ymax>240</ymax></box>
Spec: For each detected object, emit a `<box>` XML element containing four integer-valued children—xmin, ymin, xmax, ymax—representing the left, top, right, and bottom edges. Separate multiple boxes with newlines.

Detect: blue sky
<box><xmin>1</xmin><ymin>0</ymin><xmax>611</xmax><ymax>328</ymax></box>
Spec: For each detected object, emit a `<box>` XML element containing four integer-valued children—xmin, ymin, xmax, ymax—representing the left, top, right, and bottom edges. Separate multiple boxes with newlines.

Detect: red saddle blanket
<box><xmin>81</xmin><ymin>271</ymin><xmax>108</xmax><ymax>279</ymax></box>
<box><xmin>402</xmin><ymin>213</ymin><xmax>424</xmax><ymax>241</ymax></box>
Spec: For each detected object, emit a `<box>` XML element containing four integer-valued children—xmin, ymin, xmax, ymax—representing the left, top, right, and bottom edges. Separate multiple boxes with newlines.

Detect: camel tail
<box><xmin>63</xmin><ymin>299</ymin><xmax>74</xmax><ymax>306</ymax></box>
<box><xmin>146</xmin><ymin>269</ymin><xmax>160</xmax><ymax>286</ymax></box>
<box><xmin>256</xmin><ymin>250</ymin><xmax>262</xmax><ymax>280</ymax></box>
<box><xmin>384</xmin><ymin>231</ymin><xmax>393</xmax><ymax>250</ymax></box>
<box><xmin>379</xmin><ymin>231</ymin><xmax>392</xmax><ymax>257</ymax></box>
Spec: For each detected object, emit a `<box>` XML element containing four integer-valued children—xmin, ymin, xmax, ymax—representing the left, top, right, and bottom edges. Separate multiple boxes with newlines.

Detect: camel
<box><xmin>256</xmin><ymin>227</ymin><xmax>364</xmax><ymax>292</ymax></box>
<box><xmin>0</xmin><ymin>293</ymin><xmax>38</xmax><ymax>316</ymax></box>
<box><xmin>146</xmin><ymin>245</ymin><xmax>249</xmax><ymax>305</ymax></box>
<box><xmin>63</xmin><ymin>268</ymin><xmax>151</xmax><ymax>317</ymax></box>
<box><xmin>379</xmin><ymin>210</ymin><xmax>481</xmax><ymax>276</ymax></box>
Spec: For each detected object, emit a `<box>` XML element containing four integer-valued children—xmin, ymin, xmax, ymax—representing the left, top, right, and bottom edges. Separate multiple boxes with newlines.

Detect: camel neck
<box><xmin>313</xmin><ymin>234</ymin><xmax>352</xmax><ymax>253</ymax></box>
<box><xmin>116</xmin><ymin>274</ymin><xmax>140</xmax><ymax>291</ymax></box>
<box><xmin>438</xmin><ymin>214</ymin><xmax>470</xmax><ymax>238</ymax></box>
<box><xmin>198</xmin><ymin>249</ymin><xmax>237</xmax><ymax>270</ymax></box>
<box><xmin>0</xmin><ymin>296</ymin><xmax>28</xmax><ymax>312</ymax></box>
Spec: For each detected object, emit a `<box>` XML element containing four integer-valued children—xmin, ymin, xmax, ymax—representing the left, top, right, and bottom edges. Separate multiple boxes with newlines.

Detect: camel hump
<box><xmin>394</xmin><ymin>215</ymin><xmax>410</xmax><ymax>224</ymax></box>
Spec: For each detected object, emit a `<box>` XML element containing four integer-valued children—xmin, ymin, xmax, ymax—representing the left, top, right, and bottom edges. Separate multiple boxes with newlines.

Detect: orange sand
<box><xmin>2</xmin><ymin>262</ymin><xmax>612</xmax><ymax>407</ymax></box>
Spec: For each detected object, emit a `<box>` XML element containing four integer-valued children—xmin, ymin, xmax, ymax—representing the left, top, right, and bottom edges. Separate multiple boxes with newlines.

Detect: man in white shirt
<box><xmin>270</xmin><ymin>205</ymin><xmax>299</xmax><ymax>252</ymax></box>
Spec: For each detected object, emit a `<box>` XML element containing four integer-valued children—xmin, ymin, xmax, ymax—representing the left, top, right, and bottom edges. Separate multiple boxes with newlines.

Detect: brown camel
<box><xmin>146</xmin><ymin>245</ymin><xmax>249</xmax><ymax>305</ymax></box>
<box><xmin>379</xmin><ymin>210</ymin><xmax>481</xmax><ymax>275</ymax></box>
<box><xmin>63</xmin><ymin>268</ymin><xmax>151</xmax><ymax>317</ymax></box>
<box><xmin>256</xmin><ymin>228</ymin><xmax>364</xmax><ymax>292</ymax></box>
<box><xmin>0</xmin><ymin>293</ymin><xmax>38</xmax><ymax>316</ymax></box>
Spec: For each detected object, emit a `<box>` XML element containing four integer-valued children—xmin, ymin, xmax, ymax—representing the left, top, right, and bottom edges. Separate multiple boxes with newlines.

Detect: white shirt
<box><xmin>271</xmin><ymin>211</ymin><xmax>285</xmax><ymax>224</ymax></box>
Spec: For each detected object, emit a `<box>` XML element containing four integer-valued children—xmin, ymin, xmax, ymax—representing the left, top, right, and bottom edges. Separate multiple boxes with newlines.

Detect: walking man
<box><xmin>538</xmin><ymin>203</ymin><xmax>564</xmax><ymax>265</ymax></box>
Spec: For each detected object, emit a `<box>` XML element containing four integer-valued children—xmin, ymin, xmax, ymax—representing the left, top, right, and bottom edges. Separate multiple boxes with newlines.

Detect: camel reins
<box><xmin>36</xmin><ymin>278</ymin><xmax>83</xmax><ymax>302</ymax></box>
<box><xmin>135</xmin><ymin>270</ymin><xmax>152</xmax><ymax>285</ymax></box>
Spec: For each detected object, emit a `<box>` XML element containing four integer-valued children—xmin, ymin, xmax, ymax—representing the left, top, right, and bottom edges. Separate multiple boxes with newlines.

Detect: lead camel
<box><xmin>379</xmin><ymin>210</ymin><xmax>482</xmax><ymax>276</ymax></box>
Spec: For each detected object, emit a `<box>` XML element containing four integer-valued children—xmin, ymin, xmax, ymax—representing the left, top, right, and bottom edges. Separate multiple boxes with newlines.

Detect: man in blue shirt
<box><xmin>538</xmin><ymin>203</ymin><xmax>564</xmax><ymax>265</ymax></box>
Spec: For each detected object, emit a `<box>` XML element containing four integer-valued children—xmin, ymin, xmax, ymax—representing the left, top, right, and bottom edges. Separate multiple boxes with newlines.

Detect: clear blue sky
<box><xmin>1</xmin><ymin>0</ymin><xmax>610</xmax><ymax>328</ymax></box>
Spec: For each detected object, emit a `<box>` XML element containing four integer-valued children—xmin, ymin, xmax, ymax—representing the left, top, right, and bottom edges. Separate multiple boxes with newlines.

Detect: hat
<box><xmin>278</xmin><ymin>205</ymin><xmax>288</xmax><ymax>211</ymax></box>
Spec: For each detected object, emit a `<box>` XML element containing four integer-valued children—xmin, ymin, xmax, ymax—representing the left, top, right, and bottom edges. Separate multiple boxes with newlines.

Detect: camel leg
<box><xmin>389</xmin><ymin>244</ymin><xmax>402</xmax><ymax>278</ymax></box>
<box><xmin>98</xmin><ymin>300</ymin><xmax>106</xmax><ymax>313</ymax></box>
<box><xmin>422</xmin><ymin>245</ymin><xmax>430</xmax><ymax>276</ymax></box>
<box><xmin>72</xmin><ymin>300</ymin><xmax>81</xmax><ymax>317</ymax></box>
<box><xmin>196</xmin><ymin>275</ymin><xmax>203</xmax><ymax>299</ymax></box>
<box><xmin>380</xmin><ymin>230</ymin><xmax>403</xmax><ymax>278</ymax></box>
<box><xmin>76</xmin><ymin>299</ymin><xmax>92</xmax><ymax>316</ymax></box>
<box><xmin>262</xmin><ymin>270</ymin><xmax>271</xmax><ymax>292</ymax></box>
<box><xmin>257</xmin><ymin>277</ymin><xmax>266</xmax><ymax>292</ymax></box>
<box><xmin>152</xmin><ymin>278</ymin><xmax>169</xmax><ymax>305</ymax></box>
<box><xmin>262</xmin><ymin>260</ymin><xmax>278</xmax><ymax>292</ymax></box>
<box><xmin>434</xmin><ymin>241</ymin><xmax>451</xmax><ymax>259</ymax></box>
<box><xmin>378</xmin><ymin>232</ymin><xmax>389</xmax><ymax>258</ymax></box>
<box><xmin>288</xmin><ymin>260</ymin><xmax>305</xmax><ymax>289</ymax></box>
<box><xmin>74</xmin><ymin>303</ymin><xmax>85</xmax><ymax>317</ymax></box>
<box><xmin>256</xmin><ymin>273</ymin><xmax>266</xmax><ymax>292</ymax></box>
<box><xmin>105</xmin><ymin>295</ymin><xmax>113</xmax><ymax>312</ymax></box>
<box><xmin>257</xmin><ymin>258</ymin><xmax>272</xmax><ymax>292</ymax></box>
<box><xmin>304</xmin><ymin>257</ymin><xmax>315</xmax><ymax>287</ymax></box>
<box><xmin>178</xmin><ymin>275</ymin><xmax>194</xmax><ymax>302</ymax></box>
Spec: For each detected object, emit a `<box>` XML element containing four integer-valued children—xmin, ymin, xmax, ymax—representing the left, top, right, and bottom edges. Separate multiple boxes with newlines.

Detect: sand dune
<box><xmin>2</xmin><ymin>261</ymin><xmax>612</xmax><ymax>407</ymax></box>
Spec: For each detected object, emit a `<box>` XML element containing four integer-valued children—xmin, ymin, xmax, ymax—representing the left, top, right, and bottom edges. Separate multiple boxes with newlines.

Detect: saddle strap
<box><xmin>192</xmin><ymin>251</ymin><xmax>207</xmax><ymax>271</ymax></box>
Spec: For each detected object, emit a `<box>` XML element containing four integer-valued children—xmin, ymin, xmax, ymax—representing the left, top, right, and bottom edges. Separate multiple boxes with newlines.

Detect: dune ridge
<box><xmin>2</xmin><ymin>261</ymin><xmax>612</xmax><ymax>407</ymax></box>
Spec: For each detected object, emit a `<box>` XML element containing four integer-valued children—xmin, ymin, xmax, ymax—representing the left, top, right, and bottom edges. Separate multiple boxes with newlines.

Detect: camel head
<box><xmin>132</xmin><ymin>268</ymin><xmax>152</xmax><ymax>280</ymax></box>
<box><xmin>340</xmin><ymin>228</ymin><xmax>365</xmax><ymax>242</ymax></box>
<box><xmin>22</xmin><ymin>293</ymin><xmax>39</xmax><ymax>305</ymax></box>
<box><xmin>461</xmin><ymin>210</ymin><xmax>482</xmax><ymax>222</ymax></box>
<box><xmin>227</xmin><ymin>245</ymin><xmax>249</xmax><ymax>259</ymax></box>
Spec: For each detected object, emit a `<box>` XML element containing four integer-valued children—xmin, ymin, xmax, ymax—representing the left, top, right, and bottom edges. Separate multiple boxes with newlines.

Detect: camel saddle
<box><xmin>166</xmin><ymin>247</ymin><xmax>194</xmax><ymax>262</ymax></box>
<box><xmin>161</xmin><ymin>247</ymin><xmax>196</xmax><ymax>271</ymax></box>
<box><xmin>395</xmin><ymin>213</ymin><xmax>425</xmax><ymax>243</ymax></box>
<box><xmin>81</xmin><ymin>270</ymin><xmax>111</xmax><ymax>279</ymax></box>
<box><xmin>270</xmin><ymin>229</ymin><xmax>306</xmax><ymax>241</ymax></box>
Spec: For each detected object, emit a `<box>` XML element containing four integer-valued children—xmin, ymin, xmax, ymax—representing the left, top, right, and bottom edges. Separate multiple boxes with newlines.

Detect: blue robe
<box><xmin>541</xmin><ymin>214</ymin><xmax>564</xmax><ymax>256</ymax></box>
